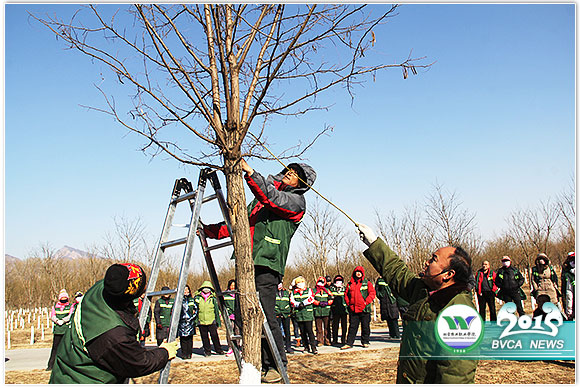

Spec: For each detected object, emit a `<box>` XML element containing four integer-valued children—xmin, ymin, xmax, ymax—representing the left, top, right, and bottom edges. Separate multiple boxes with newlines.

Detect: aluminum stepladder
<box><xmin>138</xmin><ymin>168</ymin><xmax>290</xmax><ymax>384</ymax></box>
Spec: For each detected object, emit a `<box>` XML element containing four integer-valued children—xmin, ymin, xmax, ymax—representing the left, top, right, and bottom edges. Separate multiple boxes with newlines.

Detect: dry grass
<box><xmin>5</xmin><ymin>347</ymin><xmax>574</xmax><ymax>384</ymax></box>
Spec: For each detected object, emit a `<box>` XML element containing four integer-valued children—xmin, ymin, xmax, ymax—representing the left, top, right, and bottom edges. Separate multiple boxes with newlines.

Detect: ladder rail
<box><xmin>138</xmin><ymin>189</ymin><xmax>180</xmax><ymax>330</ymax></box>
<box><xmin>198</xmin><ymin>229</ymin><xmax>243</xmax><ymax>372</ymax></box>
<box><xmin>158</xmin><ymin>171</ymin><xmax>209</xmax><ymax>384</ymax></box>
<box><xmin>140</xmin><ymin>169</ymin><xmax>291</xmax><ymax>384</ymax></box>
<box><xmin>258</xmin><ymin>298</ymin><xmax>291</xmax><ymax>384</ymax></box>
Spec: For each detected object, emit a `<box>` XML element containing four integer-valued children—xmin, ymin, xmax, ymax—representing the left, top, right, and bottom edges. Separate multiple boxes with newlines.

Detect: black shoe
<box><xmin>45</xmin><ymin>367</ymin><xmax>52</xmax><ymax>371</ymax></box>
<box><xmin>286</xmin><ymin>348</ymin><xmax>294</xmax><ymax>354</ymax></box>
<box><xmin>311</xmin><ymin>348</ymin><xmax>318</xmax><ymax>354</ymax></box>
<box><xmin>204</xmin><ymin>352</ymin><xmax>211</xmax><ymax>357</ymax></box>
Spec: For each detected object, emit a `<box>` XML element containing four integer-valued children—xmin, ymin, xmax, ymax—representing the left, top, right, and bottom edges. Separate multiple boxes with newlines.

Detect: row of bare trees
<box><xmin>294</xmin><ymin>181</ymin><xmax>574</xmax><ymax>284</ymax></box>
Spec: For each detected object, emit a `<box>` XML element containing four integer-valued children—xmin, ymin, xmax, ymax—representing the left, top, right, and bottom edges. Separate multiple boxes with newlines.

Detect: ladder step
<box><xmin>202</xmin><ymin>194</ymin><xmax>218</xmax><ymax>203</ymax></box>
<box><xmin>173</xmin><ymin>190</ymin><xmax>197</xmax><ymax>204</ymax></box>
<box><xmin>146</xmin><ymin>289</ymin><xmax>177</xmax><ymax>298</ymax></box>
<box><xmin>204</xmin><ymin>240</ymin><xmax>234</xmax><ymax>252</ymax></box>
<box><xmin>231</xmin><ymin>335</ymin><xmax>242</xmax><ymax>341</ymax></box>
<box><xmin>161</xmin><ymin>237</ymin><xmax>187</xmax><ymax>249</ymax></box>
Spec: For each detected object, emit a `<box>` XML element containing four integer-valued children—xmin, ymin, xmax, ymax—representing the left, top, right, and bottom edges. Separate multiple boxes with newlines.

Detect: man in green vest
<box><xmin>154</xmin><ymin>286</ymin><xmax>175</xmax><ymax>346</ymax></box>
<box><xmin>203</xmin><ymin>159</ymin><xmax>316</xmax><ymax>383</ymax></box>
<box><xmin>49</xmin><ymin>263</ymin><xmax>179</xmax><ymax>384</ymax></box>
<box><xmin>357</xmin><ymin>224</ymin><xmax>478</xmax><ymax>383</ymax></box>
<box><xmin>329</xmin><ymin>275</ymin><xmax>348</xmax><ymax>346</ymax></box>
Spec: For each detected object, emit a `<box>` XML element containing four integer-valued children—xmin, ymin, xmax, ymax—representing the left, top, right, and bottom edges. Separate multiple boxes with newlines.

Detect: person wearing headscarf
<box><xmin>46</xmin><ymin>289</ymin><xmax>74</xmax><ymax>371</ymax></box>
<box><xmin>193</xmin><ymin>281</ymin><xmax>224</xmax><ymax>357</ymax></box>
<box><xmin>313</xmin><ymin>276</ymin><xmax>334</xmax><ymax>346</ymax></box>
<box><xmin>49</xmin><ymin>263</ymin><xmax>178</xmax><ymax>384</ymax></box>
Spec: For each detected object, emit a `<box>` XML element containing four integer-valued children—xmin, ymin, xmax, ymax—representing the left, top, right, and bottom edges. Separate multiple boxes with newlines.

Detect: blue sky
<box><xmin>4</xmin><ymin>4</ymin><xmax>575</xmax><ymax>267</ymax></box>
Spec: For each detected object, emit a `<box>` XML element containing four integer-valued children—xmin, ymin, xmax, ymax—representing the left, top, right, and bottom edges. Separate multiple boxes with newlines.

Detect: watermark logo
<box><xmin>490</xmin><ymin>302</ymin><xmax>565</xmax><ymax>351</ymax></box>
<box><xmin>435</xmin><ymin>304</ymin><xmax>484</xmax><ymax>353</ymax></box>
<box><xmin>497</xmin><ymin>302</ymin><xmax>562</xmax><ymax>339</ymax></box>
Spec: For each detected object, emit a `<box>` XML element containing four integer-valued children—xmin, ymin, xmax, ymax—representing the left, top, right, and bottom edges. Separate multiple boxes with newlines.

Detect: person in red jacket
<box><xmin>341</xmin><ymin>266</ymin><xmax>376</xmax><ymax>349</ymax></box>
<box><xmin>475</xmin><ymin>260</ymin><xmax>498</xmax><ymax>321</ymax></box>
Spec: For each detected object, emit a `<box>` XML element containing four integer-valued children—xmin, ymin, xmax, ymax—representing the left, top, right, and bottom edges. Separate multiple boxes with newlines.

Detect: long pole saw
<box><xmin>247</xmin><ymin>132</ymin><xmax>359</xmax><ymax>227</ymax></box>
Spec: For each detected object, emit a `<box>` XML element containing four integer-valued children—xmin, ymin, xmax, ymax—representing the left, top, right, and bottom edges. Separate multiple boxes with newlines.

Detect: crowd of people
<box><xmin>41</xmin><ymin>160</ymin><xmax>575</xmax><ymax>384</ymax></box>
<box><xmin>475</xmin><ymin>251</ymin><xmax>576</xmax><ymax>321</ymax></box>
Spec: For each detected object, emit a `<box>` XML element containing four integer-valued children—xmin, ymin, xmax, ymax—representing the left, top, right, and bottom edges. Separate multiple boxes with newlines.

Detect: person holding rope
<box><xmin>203</xmin><ymin>158</ymin><xmax>316</xmax><ymax>383</ymax></box>
<box><xmin>356</xmin><ymin>224</ymin><xmax>478</xmax><ymax>383</ymax></box>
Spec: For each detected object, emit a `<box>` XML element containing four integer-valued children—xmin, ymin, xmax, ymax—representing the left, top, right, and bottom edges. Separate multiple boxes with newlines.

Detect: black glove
<box><xmin>298</xmin><ymin>302</ymin><xmax>305</xmax><ymax>310</ymax></box>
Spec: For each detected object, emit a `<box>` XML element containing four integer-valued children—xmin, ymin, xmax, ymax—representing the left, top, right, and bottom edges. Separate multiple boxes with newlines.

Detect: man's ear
<box><xmin>442</xmin><ymin>269</ymin><xmax>455</xmax><ymax>282</ymax></box>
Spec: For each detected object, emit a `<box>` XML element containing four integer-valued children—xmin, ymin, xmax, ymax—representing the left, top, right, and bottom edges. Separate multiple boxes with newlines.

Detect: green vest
<box><xmin>329</xmin><ymin>285</ymin><xmax>348</xmax><ymax>315</ymax></box>
<box><xmin>223</xmin><ymin>292</ymin><xmax>236</xmax><ymax>316</ymax></box>
<box><xmin>49</xmin><ymin>280</ymin><xmax>129</xmax><ymax>384</ymax></box>
<box><xmin>275</xmin><ymin>290</ymin><xmax>291</xmax><ymax>318</ymax></box>
<box><xmin>157</xmin><ymin>298</ymin><xmax>175</xmax><ymax>327</ymax></box>
<box><xmin>359</xmin><ymin>281</ymin><xmax>373</xmax><ymax>314</ymax></box>
<box><xmin>194</xmin><ymin>293</ymin><xmax>221</xmax><ymax>327</ymax></box>
<box><xmin>313</xmin><ymin>289</ymin><xmax>332</xmax><ymax>317</ymax></box>
<box><xmin>53</xmin><ymin>302</ymin><xmax>73</xmax><ymax>335</ymax></box>
<box><xmin>376</xmin><ymin>278</ymin><xmax>396</xmax><ymax>304</ymax></box>
<box><xmin>292</xmin><ymin>288</ymin><xmax>314</xmax><ymax>322</ymax></box>
<box><xmin>248</xmin><ymin>199</ymin><xmax>300</xmax><ymax>276</ymax></box>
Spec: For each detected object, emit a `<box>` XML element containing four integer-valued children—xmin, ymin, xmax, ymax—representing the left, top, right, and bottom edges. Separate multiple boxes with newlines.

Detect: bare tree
<box><xmin>297</xmin><ymin>198</ymin><xmax>345</xmax><ymax>278</ymax></box>
<box><xmin>375</xmin><ymin>204</ymin><xmax>435</xmax><ymax>273</ymax></box>
<box><xmin>34</xmin><ymin>4</ymin><xmax>429</xmax><ymax>372</ymax></box>
<box><xmin>556</xmin><ymin>177</ymin><xmax>575</xmax><ymax>249</ymax></box>
<box><xmin>101</xmin><ymin>215</ymin><xmax>151</xmax><ymax>263</ymax></box>
<box><xmin>505</xmin><ymin>199</ymin><xmax>560</xmax><ymax>269</ymax></box>
<box><xmin>425</xmin><ymin>182</ymin><xmax>478</xmax><ymax>248</ymax></box>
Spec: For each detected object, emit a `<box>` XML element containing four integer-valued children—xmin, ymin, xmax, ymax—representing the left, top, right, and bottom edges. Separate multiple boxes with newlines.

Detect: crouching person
<box><xmin>357</xmin><ymin>224</ymin><xmax>478</xmax><ymax>384</ymax></box>
<box><xmin>49</xmin><ymin>263</ymin><xmax>179</xmax><ymax>384</ymax></box>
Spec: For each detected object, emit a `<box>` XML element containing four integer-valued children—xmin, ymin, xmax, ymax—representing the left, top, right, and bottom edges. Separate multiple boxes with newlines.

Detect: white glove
<box><xmin>357</xmin><ymin>224</ymin><xmax>377</xmax><ymax>247</ymax></box>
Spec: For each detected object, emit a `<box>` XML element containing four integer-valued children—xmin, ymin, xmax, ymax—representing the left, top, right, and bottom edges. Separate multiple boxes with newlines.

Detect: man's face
<box><xmin>354</xmin><ymin>271</ymin><xmax>363</xmax><ymax>279</ymax></box>
<box><xmin>422</xmin><ymin>246</ymin><xmax>455</xmax><ymax>290</ymax></box>
<box><xmin>482</xmin><ymin>261</ymin><xmax>490</xmax><ymax>271</ymax></box>
<box><xmin>282</xmin><ymin>168</ymin><xmax>300</xmax><ymax>188</ymax></box>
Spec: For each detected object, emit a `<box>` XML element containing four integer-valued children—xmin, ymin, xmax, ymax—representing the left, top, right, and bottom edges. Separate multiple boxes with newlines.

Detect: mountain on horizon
<box><xmin>55</xmin><ymin>245</ymin><xmax>91</xmax><ymax>260</ymax></box>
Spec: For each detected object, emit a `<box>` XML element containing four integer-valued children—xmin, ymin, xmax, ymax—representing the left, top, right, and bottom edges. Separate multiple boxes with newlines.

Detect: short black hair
<box><xmin>449</xmin><ymin>246</ymin><xmax>472</xmax><ymax>284</ymax></box>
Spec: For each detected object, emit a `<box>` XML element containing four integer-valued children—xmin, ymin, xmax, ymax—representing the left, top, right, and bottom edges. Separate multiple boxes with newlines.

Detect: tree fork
<box><xmin>223</xmin><ymin>156</ymin><xmax>263</xmax><ymax>371</ymax></box>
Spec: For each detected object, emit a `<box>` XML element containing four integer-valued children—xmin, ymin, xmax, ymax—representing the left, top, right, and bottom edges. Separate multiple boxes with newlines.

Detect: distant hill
<box><xmin>5</xmin><ymin>254</ymin><xmax>21</xmax><ymax>264</ymax></box>
<box><xmin>55</xmin><ymin>245</ymin><xmax>91</xmax><ymax>260</ymax></box>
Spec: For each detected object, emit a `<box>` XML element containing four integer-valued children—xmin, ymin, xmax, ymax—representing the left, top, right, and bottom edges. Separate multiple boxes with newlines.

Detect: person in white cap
<box><xmin>495</xmin><ymin>256</ymin><xmax>526</xmax><ymax>316</ymax></box>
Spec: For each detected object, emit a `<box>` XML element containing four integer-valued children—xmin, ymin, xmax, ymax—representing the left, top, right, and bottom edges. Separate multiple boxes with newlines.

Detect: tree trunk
<box><xmin>223</xmin><ymin>158</ymin><xmax>263</xmax><ymax>372</ymax></box>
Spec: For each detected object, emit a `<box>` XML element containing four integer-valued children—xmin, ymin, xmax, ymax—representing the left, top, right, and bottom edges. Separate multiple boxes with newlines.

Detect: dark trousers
<box><xmin>478</xmin><ymin>291</ymin><xmax>497</xmax><ymax>321</ymax></box>
<box><xmin>47</xmin><ymin>333</ymin><xmax>64</xmax><ymax>369</ymax></box>
<box><xmin>346</xmin><ymin>311</ymin><xmax>371</xmax><ymax>346</ymax></box>
<box><xmin>199</xmin><ymin>323</ymin><xmax>223</xmax><ymax>355</ymax></box>
<box><xmin>332</xmin><ymin>313</ymin><xmax>348</xmax><ymax>344</ymax></box>
<box><xmin>255</xmin><ymin>266</ymin><xmax>288</xmax><ymax>370</ymax></box>
<box><xmin>297</xmin><ymin>320</ymin><xmax>316</xmax><ymax>351</ymax></box>
<box><xmin>386</xmin><ymin>318</ymin><xmax>400</xmax><ymax>338</ymax></box>
<box><xmin>156</xmin><ymin>326</ymin><xmax>169</xmax><ymax>346</ymax></box>
<box><xmin>503</xmin><ymin>290</ymin><xmax>525</xmax><ymax>316</ymax></box>
<box><xmin>291</xmin><ymin>316</ymin><xmax>300</xmax><ymax>338</ymax></box>
<box><xmin>277</xmin><ymin>316</ymin><xmax>292</xmax><ymax>351</ymax></box>
<box><xmin>180</xmin><ymin>335</ymin><xmax>193</xmax><ymax>358</ymax></box>
<box><xmin>315</xmin><ymin>316</ymin><xmax>330</xmax><ymax>346</ymax></box>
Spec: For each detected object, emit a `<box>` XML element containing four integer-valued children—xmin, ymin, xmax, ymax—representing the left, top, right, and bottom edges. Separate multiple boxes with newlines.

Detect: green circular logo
<box><xmin>435</xmin><ymin>304</ymin><xmax>484</xmax><ymax>354</ymax></box>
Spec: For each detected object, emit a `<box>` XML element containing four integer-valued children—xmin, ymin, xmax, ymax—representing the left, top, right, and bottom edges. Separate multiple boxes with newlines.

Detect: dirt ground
<box><xmin>5</xmin><ymin>347</ymin><xmax>575</xmax><ymax>384</ymax></box>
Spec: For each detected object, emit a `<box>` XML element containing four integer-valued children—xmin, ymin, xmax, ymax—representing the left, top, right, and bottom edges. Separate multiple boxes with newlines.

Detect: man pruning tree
<box><xmin>356</xmin><ymin>224</ymin><xmax>478</xmax><ymax>383</ymax></box>
<box><xmin>204</xmin><ymin>158</ymin><xmax>316</xmax><ymax>383</ymax></box>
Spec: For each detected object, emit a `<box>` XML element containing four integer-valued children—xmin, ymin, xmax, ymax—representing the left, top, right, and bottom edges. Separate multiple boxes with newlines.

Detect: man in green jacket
<box><xmin>204</xmin><ymin>158</ymin><xmax>316</xmax><ymax>383</ymax></box>
<box><xmin>357</xmin><ymin>224</ymin><xmax>478</xmax><ymax>384</ymax></box>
